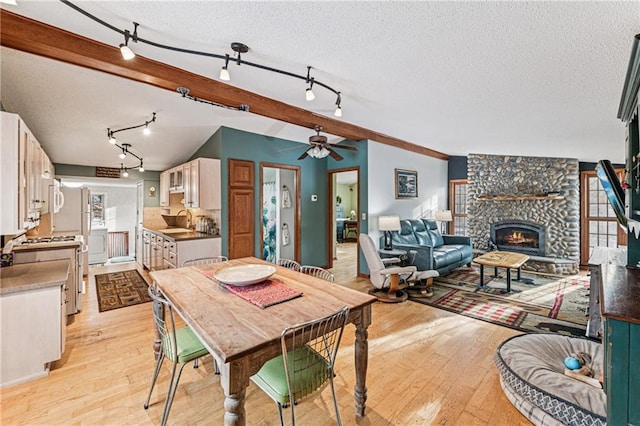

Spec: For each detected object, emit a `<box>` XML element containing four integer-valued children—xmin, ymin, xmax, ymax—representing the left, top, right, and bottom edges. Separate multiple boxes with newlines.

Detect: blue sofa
<box><xmin>382</xmin><ymin>219</ymin><xmax>473</xmax><ymax>275</ymax></box>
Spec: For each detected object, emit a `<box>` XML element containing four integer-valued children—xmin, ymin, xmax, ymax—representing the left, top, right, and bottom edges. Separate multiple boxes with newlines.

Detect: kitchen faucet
<box><xmin>176</xmin><ymin>209</ymin><xmax>192</xmax><ymax>228</ymax></box>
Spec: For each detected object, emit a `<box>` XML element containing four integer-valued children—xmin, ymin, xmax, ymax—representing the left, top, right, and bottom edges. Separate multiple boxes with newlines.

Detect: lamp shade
<box><xmin>378</xmin><ymin>215</ymin><xmax>401</xmax><ymax>231</ymax></box>
<box><xmin>434</xmin><ymin>210</ymin><xmax>453</xmax><ymax>222</ymax></box>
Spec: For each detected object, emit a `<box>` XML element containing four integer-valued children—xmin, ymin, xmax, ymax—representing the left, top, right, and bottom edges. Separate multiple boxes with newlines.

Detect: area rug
<box><xmin>410</xmin><ymin>267</ymin><xmax>591</xmax><ymax>337</ymax></box>
<box><xmin>95</xmin><ymin>270</ymin><xmax>152</xmax><ymax>312</ymax></box>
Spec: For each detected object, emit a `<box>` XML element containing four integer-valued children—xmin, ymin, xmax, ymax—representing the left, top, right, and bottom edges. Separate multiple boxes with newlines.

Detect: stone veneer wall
<box><xmin>467</xmin><ymin>154</ymin><xmax>580</xmax><ymax>274</ymax></box>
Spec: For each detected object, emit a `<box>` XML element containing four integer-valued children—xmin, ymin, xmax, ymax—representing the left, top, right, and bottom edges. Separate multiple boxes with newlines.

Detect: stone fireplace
<box><xmin>467</xmin><ymin>154</ymin><xmax>580</xmax><ymax>274</ymax></box>
<box><xmin>490</xmin><ymin>220</ymin><xmax>546</xmax><ymax>256</ymax></box>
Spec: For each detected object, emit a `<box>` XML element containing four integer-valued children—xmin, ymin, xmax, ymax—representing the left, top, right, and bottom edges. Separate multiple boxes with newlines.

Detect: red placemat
<box><xmin>201</xmin><ymin>270</ymin><xmax>302</xmax><ymax>309</ymax></box>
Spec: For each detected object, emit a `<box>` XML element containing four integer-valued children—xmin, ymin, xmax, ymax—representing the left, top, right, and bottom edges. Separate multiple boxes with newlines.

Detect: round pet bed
<box><xmin>494</xmin><ymin>333</ymin><xmax>606</xmax><ymax>426</ymax></box>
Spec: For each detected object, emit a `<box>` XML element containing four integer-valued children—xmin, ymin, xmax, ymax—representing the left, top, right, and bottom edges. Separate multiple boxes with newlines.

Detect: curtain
<box><xmin>262</xmin><ymin>182</ymin><xmax>278</xmax><ymax>262</ymax></box>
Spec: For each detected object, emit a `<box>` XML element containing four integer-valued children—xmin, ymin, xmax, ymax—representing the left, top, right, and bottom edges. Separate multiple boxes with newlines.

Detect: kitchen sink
<box><xmin>157</xmin><ymin>228</ymin><xmax>192</xmax><ymax>234</ymax></box>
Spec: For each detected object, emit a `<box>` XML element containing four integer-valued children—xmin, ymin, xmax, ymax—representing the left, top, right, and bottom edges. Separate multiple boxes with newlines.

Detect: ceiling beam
<box><xmin>0</xmin><ymin>9</ymin><xmax>448</xmax><ymax>161</ymax></box>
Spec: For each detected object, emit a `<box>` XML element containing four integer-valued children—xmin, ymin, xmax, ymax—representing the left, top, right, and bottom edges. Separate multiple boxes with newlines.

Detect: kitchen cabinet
<box><xmin>143</xmin><ymin>230</ymin><xmax>152</xmax><ymax>269</ymax></box>
<box><xmin>144</xmin><ymin>228</ymin><xmax>221</xmax><ymax>269</ymax></box>
<box><xmin>159</xmin><ymin>171</ymin><xmax>170</xmax><ymax>207</ymax></box>
<box><xmin>184</xmin><ymin>158</ymin><xmax>221</xmax><ymax>210</ymax></box>
<box><xmin>0</xmin><ymin>112</ymin><xmax>40</xmax><ymax>234</ymax></box>
<box><xmin>169</xmin><ymin>166</ymin><xmax>184</xmax><ymax>193</ymax></box>
<box><xmin>0</xmin><ymin>260</ymin><xmax>68</xmax><ymax>389</ymax></box>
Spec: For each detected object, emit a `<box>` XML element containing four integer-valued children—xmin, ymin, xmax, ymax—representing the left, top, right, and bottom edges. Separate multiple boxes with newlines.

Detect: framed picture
<box><xmin>395</xmin><ymin>168</ymin><xmax>418</xmax><ymax>199</ymax></box>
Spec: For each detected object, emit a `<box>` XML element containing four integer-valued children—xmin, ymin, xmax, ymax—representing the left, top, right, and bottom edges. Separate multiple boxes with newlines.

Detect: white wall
<box><xmin>87</xmin><ymin>185</ymin><xmax>137</xmax><ymax>256</ymax></box>
<box><xmin>367</xmin><ymin>141</ymin><xmax>448</xmax><ymax>245</ymax></box>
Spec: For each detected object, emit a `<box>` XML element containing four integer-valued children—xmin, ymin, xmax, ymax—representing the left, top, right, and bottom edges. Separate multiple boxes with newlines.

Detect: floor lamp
<box><xmin>378</xmin><ymin>215</ymin><xmax>401</xmax><ymax>250</ymax></box>
<box><xmin>435</xmin><ymin>210</ymin><xmax>453</xmax><ymax>235</ymax></box>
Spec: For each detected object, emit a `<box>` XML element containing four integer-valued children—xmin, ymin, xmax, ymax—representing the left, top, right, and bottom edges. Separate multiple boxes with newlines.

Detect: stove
<box><xmin>19</xmin><ymin>235</ymin><xmax>84</xmax><ymax>245</ymax></box>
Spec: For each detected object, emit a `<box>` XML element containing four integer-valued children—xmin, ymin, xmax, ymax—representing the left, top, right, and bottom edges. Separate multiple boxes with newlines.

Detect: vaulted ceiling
<box><xmin>0</xmin><ymin>1</ymin><xmax>637</xmax><ymax>172</ymax></box>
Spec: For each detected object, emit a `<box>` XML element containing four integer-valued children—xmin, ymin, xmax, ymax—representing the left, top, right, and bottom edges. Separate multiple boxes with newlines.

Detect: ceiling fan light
<box><xmin>305</xmin><ymin>88</ymin><xmax>315</xmax><ymax>101</ymax></box>
<box><xmin>219</xmin><ymin>67</ymin><xmax>230</xmax><ymax>81</ymax></box>
<box><xmin>334</xmin><ymin>105</ymin><xmax>342</xmax><ymax>117</ymax></box>
<box><xmin>319</xmin><ymin>147</ymin><xmax>330</xmax><ymax>158</ymax></box>
<box><xmin>120</xmin><ymin>43</ymin><xmax>135</xmax><ymax>60</ymax></box>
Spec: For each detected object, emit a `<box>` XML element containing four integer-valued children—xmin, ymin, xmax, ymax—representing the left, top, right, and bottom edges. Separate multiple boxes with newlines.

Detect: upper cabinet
<box><xmin>0</xmin><ymin>112</ymin><xmax>46</xmax><ymax>234</ymax></box>
<box><xmin>169</xmin><ymin>166</ymin><xmax>184</xmax><ymax>193</ymax></box>
<box><xmin>159</xmin><ymin>170</ymin><xmax>170</xmax><ymax>207</ymax></box>
<box><xmin>159</xmin><ymin>158</ymin><xmax>220</xmax><ymax>210</ymax></box>
<box><xmin>184</xmin><ymin>158</ymin><xmax>220</xmax><ymax>210</ymax></box>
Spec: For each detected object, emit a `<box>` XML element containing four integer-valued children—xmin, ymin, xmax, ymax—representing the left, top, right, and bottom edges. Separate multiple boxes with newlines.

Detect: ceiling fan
<box><xmin>292</xmin><ymin>126</ymin><xmax>358</xmax><ymax>161</ymax></box>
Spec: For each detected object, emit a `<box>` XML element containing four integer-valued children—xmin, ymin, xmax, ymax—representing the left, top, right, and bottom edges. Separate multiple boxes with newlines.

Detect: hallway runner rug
<box><xmin>410</xmin><ymin>267</ymin><xmax>592</xmax><ymax>337</ymax></box>
<box><xmin>95</xmin><ymin>270</ymin><xmax>152</xmax><ymax>312</ymax></box>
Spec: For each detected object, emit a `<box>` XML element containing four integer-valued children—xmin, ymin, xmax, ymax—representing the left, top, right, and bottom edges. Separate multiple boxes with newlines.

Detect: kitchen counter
<box><xmin>144</xmin><ymin>227</ymin><xmax>221</xmax><ymax>242</ymax></box>
<box><xmin>0</xmin><ymin>259</ymin><xmax>70</xmax><ymax>295</ymax></box>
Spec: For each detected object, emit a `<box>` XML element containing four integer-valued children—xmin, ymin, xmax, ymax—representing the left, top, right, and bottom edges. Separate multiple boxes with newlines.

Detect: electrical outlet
<box><xmin>362</xmin><ymin>213</ymin><xmax>366</xmax><ymax>220</ymax></box>
<box><xmin>311</xmin><ymin>194</ymin><xmax>318</xmax><ymax>201</ymax></box>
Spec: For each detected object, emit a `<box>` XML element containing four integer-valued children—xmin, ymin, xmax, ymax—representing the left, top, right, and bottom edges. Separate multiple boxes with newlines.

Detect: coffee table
<box><xmin>473</xmin><ymin>251</ymin><xmax>529</xmax><ymax>293</ymax></box>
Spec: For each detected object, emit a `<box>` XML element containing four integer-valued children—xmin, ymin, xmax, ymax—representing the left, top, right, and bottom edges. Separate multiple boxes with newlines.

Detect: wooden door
<box><xmin>228</xmin><ymin>159</ymin><xmax>255</xmax><ymax>259</ymax></box>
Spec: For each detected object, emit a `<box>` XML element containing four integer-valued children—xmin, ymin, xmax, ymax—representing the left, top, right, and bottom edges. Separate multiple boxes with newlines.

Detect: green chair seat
<box><xmin>252</xmin><ymin>345</ymin><xmax>330</xmax><ymax>405</ymax></box>
<box><xmin>173</xmin><ymin>327</ymin><xmax>209</xmax><ymax>364</ymax></box>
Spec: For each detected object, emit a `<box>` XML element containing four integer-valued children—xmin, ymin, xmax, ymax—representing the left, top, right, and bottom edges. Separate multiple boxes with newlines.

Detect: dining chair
<box><xmin>144</xmin><ymin>286</ymin><xmax>210</xmax><ymax>426</ymax></box>
<box><xmin>301</xmin><ymin>265</ymin><xmax>335</xmax><ymax>283</ymax></box>
<box><xmin>181</xmin><ymin>256</ymin><xmax>228</xmax><ymax>266</ymax></box>
<box><xmin>277</xmin><ymin>258</ymin><xmax>302</xmax><ymax>272</ymax></box>
<box><xmin>251</xmin><ymin>305</ymin><xmax>350</xmax><ymax>426</ymax></box>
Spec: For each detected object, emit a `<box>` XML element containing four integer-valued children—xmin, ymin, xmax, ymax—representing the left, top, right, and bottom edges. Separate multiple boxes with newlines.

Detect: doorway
<box><xmin>260</xmin><ymin>163</ymin><xmax>301</xmax><ymax>264</ymax></box>
<box><xmin>328</xmin><ymin>168</ymin><xmax>359</xmax><ymax>281</ymax></box>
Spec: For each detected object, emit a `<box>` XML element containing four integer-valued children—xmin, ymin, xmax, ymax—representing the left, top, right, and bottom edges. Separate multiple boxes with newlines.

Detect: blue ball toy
<box><xmin>564</xmin><ymin>356</ymin><xmax>581</xmax><ymax>370</ymax></box>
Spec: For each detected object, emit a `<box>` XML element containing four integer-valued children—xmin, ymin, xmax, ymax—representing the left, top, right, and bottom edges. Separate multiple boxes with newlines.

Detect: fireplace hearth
<box><xmin>490</xmin><ymin>220</ymin><xmax>545</xmax><ymax>256</ymax></box>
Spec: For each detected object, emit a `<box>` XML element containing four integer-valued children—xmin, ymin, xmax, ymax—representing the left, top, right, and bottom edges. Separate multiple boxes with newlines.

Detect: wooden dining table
<box><xmin>149</xmin><ymin>257</ymin><xmax>377</xmax><ymax>426</ymax></box>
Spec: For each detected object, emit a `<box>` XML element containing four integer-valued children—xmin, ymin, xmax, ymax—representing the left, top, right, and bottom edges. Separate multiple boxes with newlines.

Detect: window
<box><xmin>580</xmin><ymin>170</ymin><xmax>626</xmax><ymax>265</ymax></box>
<box><xmin>91</xmin><ymin>193</ymin><xmax>106</xmax><ymax>227</ymax></box>
<box><xmin>449</xmin><ymin>179</ymin><xmax>468</xmax><ymax>236</ymax></box>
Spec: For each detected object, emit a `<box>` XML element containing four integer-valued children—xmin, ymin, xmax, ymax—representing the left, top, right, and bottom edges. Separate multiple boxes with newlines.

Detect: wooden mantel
<box><xmin>0</xmin><ymin>9</ymin><xmax>448</xmax><ymax>161</ymax></box>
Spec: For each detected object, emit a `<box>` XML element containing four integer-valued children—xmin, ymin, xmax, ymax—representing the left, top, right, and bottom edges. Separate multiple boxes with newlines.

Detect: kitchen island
<box><xmin>0</xmin><ymin>259</ymin><xmax>69</xmax><ymax>388</ymax></box>
<box><xmin>143</xmin><ymin>227</ymin><xmax>222</xmax><ymax>269</ymax></box>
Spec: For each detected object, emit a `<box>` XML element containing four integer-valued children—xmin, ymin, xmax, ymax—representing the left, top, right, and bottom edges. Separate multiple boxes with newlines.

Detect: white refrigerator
<box><xmin>55</xmin><ymin>186</ymin><xmax>91</xmax><ymax>273</ymax></box>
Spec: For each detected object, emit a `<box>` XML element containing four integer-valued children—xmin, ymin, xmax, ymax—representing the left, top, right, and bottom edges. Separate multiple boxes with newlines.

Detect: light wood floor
<box><xmin>0</xmin><ymin>260</ymin><xmax>531</xmax><ymax>425</ymax></box>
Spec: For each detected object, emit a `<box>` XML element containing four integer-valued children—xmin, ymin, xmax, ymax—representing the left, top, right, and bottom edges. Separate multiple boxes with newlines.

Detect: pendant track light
<box><xmin>60</xmin><ymin>1</ymin><xmax>346</xmax><ymax>117</ymax></box>
<box><xmin>119</xmin><ymin>23</ymin><xmax>138</xmax><ymax>60</ymax></box>
<box><xmin>219</xmin><ymin>54</ymin><xmax>231</xmax><ymax>81</ymax></box>
<box><xmin>106</xmin><ymin>113</ymin><xmax>155</xmax><ymax>176</ymax></box>
<box><xmin>334</xmin><ymin>93</ymin><xmax>343</xmax><ymax>117</ymax></box>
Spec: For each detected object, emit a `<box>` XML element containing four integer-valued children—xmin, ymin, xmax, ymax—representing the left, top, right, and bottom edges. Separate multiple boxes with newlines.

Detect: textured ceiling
<box><xmin>1</xmin><ymin>1</ymin><xmax>638</xmax><ymax>171</ymax></box>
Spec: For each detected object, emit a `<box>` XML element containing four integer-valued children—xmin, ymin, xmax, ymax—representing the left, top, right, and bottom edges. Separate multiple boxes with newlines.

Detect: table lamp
<box><xmin>378</xmin><ymin>215</ymin><xmax>401</xmax><ymax>250</ymax></box>
<box><xmin>434</xmin><ymin>210</ymin><xmax>453</xmax><ymax>235</ymax></box>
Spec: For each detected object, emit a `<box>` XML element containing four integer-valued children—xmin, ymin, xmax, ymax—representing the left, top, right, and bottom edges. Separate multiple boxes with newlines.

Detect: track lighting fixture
<box><xmin>219</xmin><ymin>54</ymin><xmax>231</xmax><ymax>81</ymax></box>
<box><xmin>119</xmin><ymin>22</ymin><xmax>138</xmax><ymax>60</ymax></box>
<box><xmin>60</xmin><ymin>1</ymin><xmax>345</xmax><ymax>117</ymax></box>
<box><xmin>334</xmin><ymin>93</ymin><xmax>343</xmax><ymax>117</ymax></box>
<box><xmin>305</xmin><ymin>66</ymin><xmax>316</xmax><ymax>101</ymax></box>
<box><xmin>177</xmin><ymin>86</ymin><xmax>250</xmax><ymax>112</ymax></box>
<box><xmin>106</xmin><ymin>113</ymin><xmax>155</xmax><ymax>176</ymax></box>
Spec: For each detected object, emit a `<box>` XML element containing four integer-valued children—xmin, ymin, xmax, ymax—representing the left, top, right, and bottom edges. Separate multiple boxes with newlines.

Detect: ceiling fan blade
<box><xmin>328</xmin><ymin>148</ymin><xmax>344</xmax><ymax>161</ymax></box>
<box><xmin>298</xmin><ymin>149</ymin><xmax>310</xmax><ymax>160</ymax></box>
<box><xmin>278</xmin><ymin>144</ymin><xmax>308</xmax><ymax>153</ymax></box>
<box><xmin>331</xmin><ymin>144</ymin><xmax>358</xmax><ymax>151</ymax></box>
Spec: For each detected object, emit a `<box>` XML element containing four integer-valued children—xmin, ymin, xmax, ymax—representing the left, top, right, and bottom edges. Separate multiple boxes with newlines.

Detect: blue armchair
<box><xmin>381</xmin><ymin>219</ymin><xmax>473</xmax><ymax>275</ymax></box>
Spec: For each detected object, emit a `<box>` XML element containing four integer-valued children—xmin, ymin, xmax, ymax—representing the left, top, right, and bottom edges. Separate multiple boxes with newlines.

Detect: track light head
<box><xmin>220</xmin><ymin>54</ymin><xmax>231</xmax><ymax>81</ymax></box>
<box><xmin>107</xmin><ymin>129</ymin><xmax>117</xmax><ymax>144</ymax></box>
<box><xmin>334</xmin><ymin>93</ymin><xmax>342</xmax><ymax>117</ymax></box>
<box><xmin>119</xmin><ymin>151</ymin><xmax>126</xmax><ymax>159</ymax></box>
<box><xmin>139</xmin><ymin>163</ymin><xmax>145</xmax><ymax>172</ymax></box>
<box><xmin>143</xmin><ymin>125</ymin><xmax>151</xmax><ymax>136</ymax></box>
<box><xmin>123</xmin><ymin>170</ymin><xmax>129</xmax><ymax>177</ymax></box>
<box><xmin>306</xmin><ymin>87</ymin><xmax>315</xmax><ymax>101</ymax></box>
<box><xmin>119</xmin><ymin>23</ymin><xmax>138</xmax><ymax>60</ymax></box>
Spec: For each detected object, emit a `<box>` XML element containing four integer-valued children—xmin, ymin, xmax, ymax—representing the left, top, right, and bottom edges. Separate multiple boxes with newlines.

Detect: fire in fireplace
<box><xmin>490</xmin><ymin>220</ymin><xmax>545</xmax><ymax>256</ymax></box>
